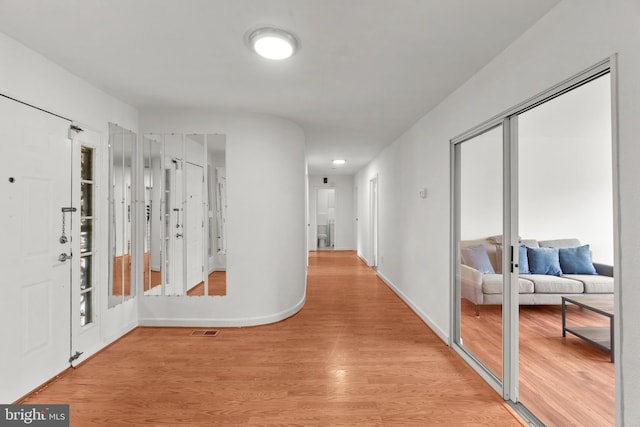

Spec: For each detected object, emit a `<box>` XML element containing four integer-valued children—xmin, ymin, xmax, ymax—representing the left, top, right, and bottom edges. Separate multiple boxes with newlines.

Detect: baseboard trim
<box><xmin>104</xmin><ymin>321</ymin><xmax>138</xmax><ymax>345</ymax></box>
<box><xmin>138</xmin><ymin>295</ymin><xmax>306</xmax><ymax>328</ymax></box>
<box><xmin>358</xmin><ymin>253</ymin><xmax>370</xmax><ymax>266</ymax></box>
<box><xmin>376</xmin><ymin>270</ymin><xmax>449</xmax><ymax>344</ymax></box>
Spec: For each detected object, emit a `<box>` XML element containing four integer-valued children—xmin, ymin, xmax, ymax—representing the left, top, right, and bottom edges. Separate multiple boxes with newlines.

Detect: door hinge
<box><xmin>69</xmin><ymin>351</ymin><xmax>83</xmax><ymax>363</ymax></box>
<box><xmin>68</xmin><ymin>125</ymin><xmax>84</xmax><ymax>139</ymax></box>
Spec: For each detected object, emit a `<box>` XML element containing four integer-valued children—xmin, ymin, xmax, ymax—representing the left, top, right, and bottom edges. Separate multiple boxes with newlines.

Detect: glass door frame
<box><xmin>450</xmin><ymin>118</ymin><xmax>519</xmax><ymax>400</ymax></box>
<box><xmin>450</xmin><ymin>57</ymin><xmax>618</xmax><ymax>417</ymax></box>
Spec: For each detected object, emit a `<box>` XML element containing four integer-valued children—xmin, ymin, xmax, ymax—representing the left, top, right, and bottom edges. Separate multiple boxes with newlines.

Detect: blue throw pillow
<box><xmin>495</xmin><ymin>244</ymin><xmax>529</xmax><ymax>274</ymax></box>
<box><xmin>559</xmin><ymin>245</ymin><xmax>597</xmax><ymax>274</ymax></box>
<box><xmin>527</xmin><ymin>246</ymin><xmax>562</xmax><ymax>276</ymax></box>
<box><xmin>518</xmin><ymin>245</ymin><xmax>530</xmax><ymax>274</ymax></box>
<box><xmin>461</xmin><ymin>245</ymin><xmax>495</xmax><ymax>274</ymax></box>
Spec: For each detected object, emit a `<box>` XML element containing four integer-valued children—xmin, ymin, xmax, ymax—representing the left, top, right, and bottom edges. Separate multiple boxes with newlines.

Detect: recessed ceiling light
<box><xmin>332</xmin><ymin>159</ymin><xmax>346</xmax><ymax>165</ymax></box>
<box><xmin>247</xmin><ymin>27</ymin><xmax>299</xmax><ymax>60</ymax></box>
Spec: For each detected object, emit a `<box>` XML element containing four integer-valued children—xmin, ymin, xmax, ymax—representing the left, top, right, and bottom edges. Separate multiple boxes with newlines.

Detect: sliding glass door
<box><xmin>516</xmin><ymin>73</ymin><xmax>615</xmax><ymax>426</ymax></box>
<box><xmin>452</xmin><ymin>59</ymin><xmax>616</xmax><ymax>424</ymax></box>
<box><xmin>454</xmin><ymin>125</ymin><xmax>505</xmax><ymax>385</ymax></box>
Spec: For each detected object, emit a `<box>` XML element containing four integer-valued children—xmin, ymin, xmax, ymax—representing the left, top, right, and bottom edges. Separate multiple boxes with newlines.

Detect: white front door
<box><xmin>0</xmin><ymin>97</ymin><xmax>72</xmax><ymax>402</ymax></box>
<box><xmin>186</xmin><ymin>163</ymin><xmax>204</xmax><ymax>291</ymax></box>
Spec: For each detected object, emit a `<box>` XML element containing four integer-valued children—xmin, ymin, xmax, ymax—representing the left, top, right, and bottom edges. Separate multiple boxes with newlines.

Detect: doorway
<box><xmin>452</xmin><ymin>61</ymin><xmax>617</xmax><ymax>424</ymax></box>
<box><xmin>316</xmin><ymin>188</ymin><xmax>335</xmax><ymax>250</ymax></box>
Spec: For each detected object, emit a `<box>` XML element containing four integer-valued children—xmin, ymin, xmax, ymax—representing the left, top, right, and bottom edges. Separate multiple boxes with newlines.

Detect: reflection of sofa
<box><xmin>460</xmin><ymin>237</ymin><xmax>613</xmax><ymax>311</ymax></box>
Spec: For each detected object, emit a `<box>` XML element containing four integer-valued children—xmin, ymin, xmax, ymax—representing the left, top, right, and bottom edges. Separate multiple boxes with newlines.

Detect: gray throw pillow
<box><xmin>461</xmin><ymin>245</ymin><xmax>495</xmax><ymax>274</ymax></box>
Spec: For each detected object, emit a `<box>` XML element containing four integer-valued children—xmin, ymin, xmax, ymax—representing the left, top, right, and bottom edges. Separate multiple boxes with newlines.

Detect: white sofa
<box><xmin>460</xmin><ymin>237</ymin><xmax>613</xmax><ymax>311</ymax></box>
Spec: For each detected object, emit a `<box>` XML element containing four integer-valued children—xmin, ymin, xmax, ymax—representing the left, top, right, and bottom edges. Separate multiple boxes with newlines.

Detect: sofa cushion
<box><xmin>461</xmin><ymin>245</ymin><xmax>495</xmax><ymax>274</ymax></box>
<box><xmin>482</xmin><ymin>274</ymin><xmax>534</xmax><ymax>294</ymax></box>
<box><xmin>538</xmin><ymin>238</ymin><xmax>581</xmax><ymax>248</ymax></box>
<box><xmin>527</xmin><ymin>247</ymin><xmax>562</xmax><ymax>276</ymax></box>
<box><xmin>521</xmin><ymin>274</ymin><xmax>584</xmax><ymax>293</ymax></box>
<box><xmin>558</xmin><ymin>245</ymin><xmax>597</xmax><ymax>274</ymax></box>
<box><xmin>520</xmin><ymin>239</ymin><xmax>539</xmax><ymax>248</ymax></box>
<box><xmin>563</xmin><ymin>274</ymin><xmax>614</xmax><ymax>293</ymax></box>
<box><xmin>495</xmin><ymin>245</ymin><xmax>502</xmax><ymax>274</ymax></box>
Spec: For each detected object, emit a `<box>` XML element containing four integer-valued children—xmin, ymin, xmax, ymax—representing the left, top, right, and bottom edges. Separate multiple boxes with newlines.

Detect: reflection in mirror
<box><xmin>142</xmin><ymin>133</ymin><xmax>226</xmax><ymax>297</ymax></box>
<box><xmin>142</xmin><ymin>134</ymin><xmax>163</xmax><ymax>295</ymax></box>
<box><xmin>203</xmin><ymin>134</ymin><xmax>226</xmax><ymax>296</ymax></box>
<box><xmin>164</xmin><ymin>133</ymin><xmax>186</xmax><ymax>295</ymax></box>
<box><xmin>108</xmin><ymin>123</ymin><xmax>136</xmax><ymax>308</ymax></box>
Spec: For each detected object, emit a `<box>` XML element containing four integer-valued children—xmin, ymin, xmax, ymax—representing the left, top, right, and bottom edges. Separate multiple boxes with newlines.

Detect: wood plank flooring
<box><xmin>22</xmin><ymin>251</ymin><xmax>523</xmax><ymax>426</ymax></box>
<box><xmin>187</xmin><ymin>271</ymin><xmax>227</xmax><ymax>296</ymax></box>
<box><xmin>461</xmin><ymin>300</ymin><xmax>615</xmax><ymax>426</ymax></box>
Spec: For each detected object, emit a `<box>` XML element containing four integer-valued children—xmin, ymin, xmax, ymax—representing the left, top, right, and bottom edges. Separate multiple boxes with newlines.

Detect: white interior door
<box><xmin>0</xmin><ymin>96</ymin><xmax>72</xmax><ymax>402</ymax></box>
<box><xmin>186</xmin><ymin>163</ymin><xmax>204</xmax><ymax>291</ymax></box>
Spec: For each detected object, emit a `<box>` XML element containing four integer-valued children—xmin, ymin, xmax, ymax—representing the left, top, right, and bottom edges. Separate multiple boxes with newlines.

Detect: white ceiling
<box><xmin>0</xmin><ymin>0</ymin><xmax>560</xmax><ymax>175</ymax></box>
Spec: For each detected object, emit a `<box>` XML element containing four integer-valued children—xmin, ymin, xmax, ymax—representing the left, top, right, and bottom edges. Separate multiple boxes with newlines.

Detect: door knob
<box><xmin>58</xmin><ymin>252</ymin><xmax>72</xmax><ymax>262</ymax></box>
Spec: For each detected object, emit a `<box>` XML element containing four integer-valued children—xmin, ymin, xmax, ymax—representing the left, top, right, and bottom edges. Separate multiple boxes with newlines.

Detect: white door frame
<box><xmin>369</xmin><ymin>175</ymin><xmax>379</xmax><ymax>267</ymax></box>
<box><xmin>71</xmin><ymin>127</ymin><xmax>103</xmax><ymax>366</ymax></box>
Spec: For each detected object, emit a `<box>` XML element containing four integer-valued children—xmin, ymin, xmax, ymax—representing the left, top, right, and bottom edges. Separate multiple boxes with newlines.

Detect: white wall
<box><xmin>459</xmin><ymin>126</ymin><xmax>503</xmax><ymax>241</ymax></box>
<box><xmin>458</xmin><ymin>76</ymin><xmax>614</xmax><ymax>264</ymax></box>
<box><xmin>355</xmin><ymin>0</ymin><xmax>640</xmax><ymax>422</ymax></box>
<box><xmin>138</xmin><ymin>109</ymin><xmax>307</xmax><ymax>326</ymax></box>
<box><xmin>0</xmin><ymin>32</ymin><xmax>139</xmax><ymax>354</ymax></box>
<box><xmin>519</xmin><ymin>75</ymin><xmax>613</xmax><ymax>263</ymax></box>
<box><xmin>308</xmin><ymin>175</ymin><xmax>355</xmax><ymax>251</ymax></box>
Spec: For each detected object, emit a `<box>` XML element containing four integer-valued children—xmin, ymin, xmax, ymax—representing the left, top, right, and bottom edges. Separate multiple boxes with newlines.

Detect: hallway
<box><xmin>21</xmin><ymin>251</ymin><xmax>522</xmax><ymax>426</ymax></box>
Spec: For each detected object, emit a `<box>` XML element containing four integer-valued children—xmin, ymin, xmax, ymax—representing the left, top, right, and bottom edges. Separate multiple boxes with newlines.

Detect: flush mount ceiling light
<box><xmin>247</xmin><ymin>27</ymin><xmax>299</xmax><ymax>60</ymax></box>
<box><xmin>332</xmin><ymin>159</ymin><xmax>346</xmax><ymax>165</ymax></box>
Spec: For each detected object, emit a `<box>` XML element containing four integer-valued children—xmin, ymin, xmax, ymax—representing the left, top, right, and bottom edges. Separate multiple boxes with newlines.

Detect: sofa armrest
<box><xmin>593</xmin><ymin>262</ymin><xmax>613</xmax><ymax>277</ymax></box>
<box><xmin>460</xmin><ymin>264</ymin><xmax>484</xmax><ymax>305</ymax></box>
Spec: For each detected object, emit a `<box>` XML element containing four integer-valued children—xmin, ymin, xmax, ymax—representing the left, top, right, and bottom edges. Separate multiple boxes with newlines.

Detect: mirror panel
<box><xmin>206</xmin><ymin>134</ymin><xmax>226</xmax><ymax>296</ymax></box>
<box><xmin>141</xmin><ymin>133</ymin><xmax>226</xmax><ymax>297</ymax></box>
<box><xmin>143</xmin><ymin>134</ymin><xmax>163</xmax><ymax>295</ymax></box>
<box><xmin>164</xmin><ymin>133</ymin><xmax>185</xmax><ymax>295</ymax></box>
<box><xmin>108</xmin><ymin>123</ymin><xmax>136</xmax><ymax>308</ymax></box>
<box><xmin>184</xmin><ymin>135</ymin><xmax>205</xmax><ymax>294</ymax></box>
<box><xmin>123</xmin><ymin>129</ymin><xmax>134</xmax><ymax>301</ymax></box>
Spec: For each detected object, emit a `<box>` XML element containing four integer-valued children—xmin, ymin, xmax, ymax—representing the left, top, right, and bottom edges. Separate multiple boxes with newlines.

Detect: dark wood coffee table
<box><xmin>562</xmin><ymin>294</ymin><xmax>614</xmax><ymax>362</ymax></box>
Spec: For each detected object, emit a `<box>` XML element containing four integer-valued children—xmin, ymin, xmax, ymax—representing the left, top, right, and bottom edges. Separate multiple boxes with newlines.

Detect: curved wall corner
<box><xmin>138</xmin><ymin>110</ymin><xmax>308</xmax><ymax>327</ymax></box>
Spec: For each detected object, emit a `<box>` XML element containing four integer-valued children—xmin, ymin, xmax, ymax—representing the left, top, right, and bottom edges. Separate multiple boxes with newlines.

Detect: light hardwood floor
<box><xmin>187</xmin><ymin>271</ymin><xmax>227</xmax><ymax>296</ymax></box>
<box><xmin>22</xmin><ymin>251</ymin><xmax>523</xmax><ymax>426</ymax></box>
<box><xmin>461</xmin><ymin>299</ymin><xmax>615</xmax><ymax>426</ymax></box>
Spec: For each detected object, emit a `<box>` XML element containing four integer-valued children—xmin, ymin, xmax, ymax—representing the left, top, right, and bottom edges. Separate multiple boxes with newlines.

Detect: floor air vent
<box><xmin>191</xmin><ymin>330</ymin><xmax>220</xmax><ymax>337</ymax></box>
